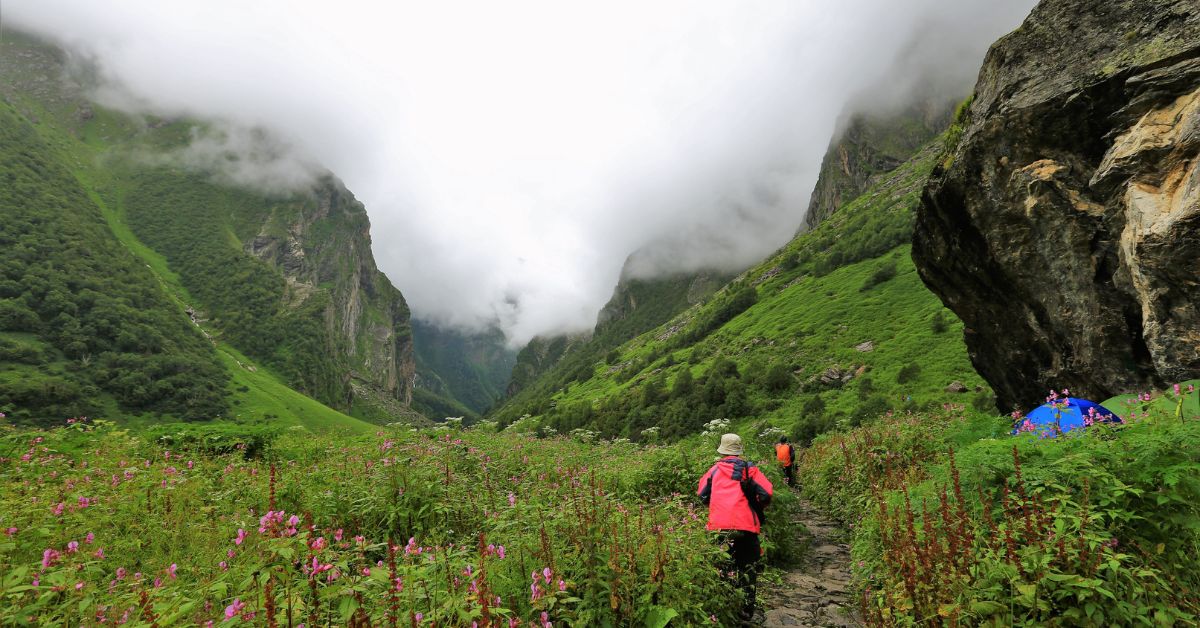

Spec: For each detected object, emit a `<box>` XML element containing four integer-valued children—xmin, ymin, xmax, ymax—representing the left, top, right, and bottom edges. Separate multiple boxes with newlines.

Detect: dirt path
<box><xmin>761</xmin><ymin>499</ymin><xmax>860</xmax><ymax>627</ymax></box>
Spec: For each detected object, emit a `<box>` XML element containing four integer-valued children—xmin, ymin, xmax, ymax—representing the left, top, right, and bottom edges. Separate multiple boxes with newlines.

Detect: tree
<box><xmin>671</xmin><ymin>368</ymin><xmax>694</xmax><ymax>399</ymax></box>
<box><xmin>764</xmin><ymin>363</ymin><xmax>794</xmax><ymax>393</ymax></box>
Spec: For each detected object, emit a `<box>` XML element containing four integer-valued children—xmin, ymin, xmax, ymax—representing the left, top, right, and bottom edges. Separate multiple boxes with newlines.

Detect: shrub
<box><xmin>931</xmin><ymin>311</ymin><xmax>950</xmax><ymax>334</ymax></box>
<box><xmin>860</xmin><ymin>261</ymin><xmax>898</xmax><ymax>291</ymax></box>
<box><xmin>896</xmin><ymin>362</ymin><xmax>922</xmax><ymax>384</ymax></box>
<box><xmin>763</xmin><ymin>363</ymin><xmax>794</xmax><ymax>393</ymax></box>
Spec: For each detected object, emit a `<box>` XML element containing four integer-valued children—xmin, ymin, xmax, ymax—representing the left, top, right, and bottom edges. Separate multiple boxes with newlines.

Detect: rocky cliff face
<box><xmin>804</xmin><ymin>98</ymin><xmax>956</xmax><ymax>231</ymax></box>
<box><xmin>914</xmin><ymin>0</ymin><xmax>1200</xmax><ymax>410</ymax></box>
<box><xmin>247</xmin><ymin>179</ymin><xmax>415</xmax><ymax>406</ymax></box>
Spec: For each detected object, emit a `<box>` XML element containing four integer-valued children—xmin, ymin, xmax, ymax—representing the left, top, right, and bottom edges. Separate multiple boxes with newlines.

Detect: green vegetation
<box><xmin>412</xmin><ymin>320</ymin><xmax>515</xmax><ymax>417</ymax></box>
<box><xmin>490</xmin><ymin>138</ymin><xmax>985</xmax><ymax>445</ymax></box>
<box><xmin>121</xmin><ymin>170</ymin><xmax>352</xmax><ymax>407</ymax></box>
<box><xmin>503</xmin><ymin>271</ymin><xmax>730</xmax><ymax>409</ymax></box>
<box><xmin>799</xmin><ymin>385</ymin><xmax>1200</xmax><ymax>625</ymax></box>
<box><xmin>940</xmin><ymin>94</ymin><xmax>974</xmax><ymax>170</ymax></box>
<box><xmin>0</xmin><ymin>104</ymin><xmax>228</xmax><ymax>424</ymax></box>
<box><xmin>0</xmin><ymin>32</ymin><xmax>412</xmax><ymax>430</ymax></box>
<box><xmin>0</xmin><ymin>418</ymin><xmax>800</xmax><ymax>625</ymax></box>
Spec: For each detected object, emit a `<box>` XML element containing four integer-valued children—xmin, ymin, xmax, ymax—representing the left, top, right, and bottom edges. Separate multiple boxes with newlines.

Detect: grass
<box><xmin>214</xmin><ymin>346</ymin><xmax>373</xmax><ymax>434</ymax></box>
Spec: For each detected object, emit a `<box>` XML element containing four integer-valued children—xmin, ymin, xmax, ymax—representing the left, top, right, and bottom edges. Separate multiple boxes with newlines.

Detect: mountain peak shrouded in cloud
<box><xmin>6</xmin><ymin>0</ymin><xmax>1036</xmax><ymax>347</ymax></box>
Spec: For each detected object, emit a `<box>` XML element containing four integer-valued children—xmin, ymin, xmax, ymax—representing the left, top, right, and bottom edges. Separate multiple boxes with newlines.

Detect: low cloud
<box><xmin>131</xmin><ymin>123</ymin><xmax>325</xmax><ymax>194</ymax></box>
<box><xmin>7</xmin><ymin>0</ymin><xmax>1037</xmax><ymax>346</ymax></box>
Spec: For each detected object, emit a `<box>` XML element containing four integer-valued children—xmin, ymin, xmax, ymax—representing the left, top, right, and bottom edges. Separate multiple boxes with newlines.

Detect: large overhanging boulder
<box><xmin>913</xmin><ymin>0</ymin><xmax>1200</xmax><ymax>410</ymax></box>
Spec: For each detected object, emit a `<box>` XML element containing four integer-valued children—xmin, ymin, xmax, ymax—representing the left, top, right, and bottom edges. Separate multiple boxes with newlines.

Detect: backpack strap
<box><xmin>699</xmin><ymin>463</ymin><xmax>719</xmax><ymax>506</ymax></box>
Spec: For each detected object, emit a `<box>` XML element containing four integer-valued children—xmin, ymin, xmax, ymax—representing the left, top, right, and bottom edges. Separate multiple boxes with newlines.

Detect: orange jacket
<box><xmin>775</xmin><ymin>443</ymin><xmax>794</xmax><ymax>467</ymax></box>
<box><xmin>697</xmin><ymin>457</ymin><xmax>773</xmax><ymax>534</ymax></box>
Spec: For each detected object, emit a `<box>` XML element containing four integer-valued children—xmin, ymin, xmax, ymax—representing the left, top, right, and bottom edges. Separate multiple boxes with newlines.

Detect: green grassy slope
<box><xmin>490</xmin><ymin>136</ymin><xmax>989</xmax><ymax>442</ymax></box>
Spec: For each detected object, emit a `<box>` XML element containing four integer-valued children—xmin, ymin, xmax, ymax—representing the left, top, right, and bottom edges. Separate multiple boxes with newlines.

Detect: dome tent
<box><xmin>1012</xmin><ymin>396</ymin><xmax>1121</xmax><ymax>436</ymax></box>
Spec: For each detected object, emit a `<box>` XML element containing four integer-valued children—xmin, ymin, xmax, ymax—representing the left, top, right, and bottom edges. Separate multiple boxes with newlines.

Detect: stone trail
<box><xmin>761</xmin><ymin>499</ymin><xmax>860</xmax><ymax>627</ymax></box>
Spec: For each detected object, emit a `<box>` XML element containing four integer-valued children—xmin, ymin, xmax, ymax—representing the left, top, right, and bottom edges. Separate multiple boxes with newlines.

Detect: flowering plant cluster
<box><xmin>798</xmin><ymin>383</ymin><xmax>1200</xmax><ymax>626</ymax></box>
<box><xmin>0</xmin><ymin>420</ymin><xmax>744</xmax><ymax>625</ymax></box>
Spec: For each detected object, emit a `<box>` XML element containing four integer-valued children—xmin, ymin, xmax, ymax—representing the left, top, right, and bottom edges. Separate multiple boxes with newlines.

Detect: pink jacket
<box><xmin>697</xmin><ymin>457</ymin><xmax>773</xmax><ymax>534</ymax></box>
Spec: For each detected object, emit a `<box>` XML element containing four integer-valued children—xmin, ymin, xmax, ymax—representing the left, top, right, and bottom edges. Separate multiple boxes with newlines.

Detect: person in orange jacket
<box><xmin>775</xmin><ymin>435</ymin><xmax>796</xmax><ymax>486</ymax></box>
<box><xmin>697</xmin><ymin>433</ymin><xmax>773</xmax><ymax>622</ymax></box>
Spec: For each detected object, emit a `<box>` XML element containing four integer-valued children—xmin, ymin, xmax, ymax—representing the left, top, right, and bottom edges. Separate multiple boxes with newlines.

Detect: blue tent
<box><xmin>1013</xmin><ymin>397</ymin><xmax>1121</xmax><ymax>436</ymax></box>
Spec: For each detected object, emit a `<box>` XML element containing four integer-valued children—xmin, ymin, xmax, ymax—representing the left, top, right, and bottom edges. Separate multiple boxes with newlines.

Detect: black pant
<box><xmin>783</xmin><ymin>464</ymin><xmax>795</xmax><ymax>486</ymax></box>
<box><xmin>718</xmin><ymin>530</ymin><xmax>761</xmax><ymax>619</ymax></box>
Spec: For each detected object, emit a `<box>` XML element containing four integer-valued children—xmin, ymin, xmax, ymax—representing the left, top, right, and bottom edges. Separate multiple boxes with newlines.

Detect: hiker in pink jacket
<box><xmin>697</xmin><ymin>433</ymin><xmax>773</xmax><ymax>622</ymax></box>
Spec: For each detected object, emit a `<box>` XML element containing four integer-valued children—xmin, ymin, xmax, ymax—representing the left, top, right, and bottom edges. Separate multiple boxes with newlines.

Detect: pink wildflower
<box><xmin>234</xmin><ymin>528</ymin><xmax>246</xmax><ymax>546</ymax></box>
<box><xmin>85</xmin><ymin>532</ymin><xmax>95</xmax><ymax>544</ymax></box>
<box><xmin>167</xmin><ymin>563</ymin><xmax>177</xmax><ymax>579</ymax></box>
<box><xmin>67</xmin><ymin>541</ymin><xmax>79</xmax><ymax>553</ymax></box>
<box><xmin>224</xmin><ymin>598</ymin><xmax>245</xmax><ymax>620</ymax></box>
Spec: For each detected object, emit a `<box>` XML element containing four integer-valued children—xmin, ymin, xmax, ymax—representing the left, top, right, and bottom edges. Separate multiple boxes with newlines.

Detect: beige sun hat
<box><xmin>716</xmin><ymin>433</ymin><xmax>743</xmax><ymax>456</ymax></box>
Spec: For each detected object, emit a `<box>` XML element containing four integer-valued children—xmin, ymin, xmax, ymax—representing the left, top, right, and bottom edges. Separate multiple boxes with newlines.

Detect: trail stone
<box><xmin>762</xmin><ymin>499</ymin><xmax>861</xmax><ymax>627</ymax></box>
<box><xmin>945</xmin><ymin>381</ymin><xmax>968</xmax><ymax>393</ymax></box>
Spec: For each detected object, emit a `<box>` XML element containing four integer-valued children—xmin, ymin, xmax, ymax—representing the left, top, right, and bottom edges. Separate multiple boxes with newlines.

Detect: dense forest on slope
<box><xmin>121</xmin><ymin>170</ymin><xmax>353</xmax><ymax>407</ymax></box>
<box><xmin>0</xmin><ymin>103</ymin><xmax>229</xmax><ymax>423</ymax></box>
<box><xmin>0</xmin><ymin>30</ymin><xmax>411</xmax><ymax>428</ymax></box>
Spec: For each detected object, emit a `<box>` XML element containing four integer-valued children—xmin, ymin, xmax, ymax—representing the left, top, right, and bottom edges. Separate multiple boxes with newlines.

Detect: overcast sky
<box><xmin>8</xmin><ymin>0</ymin><xmax>1035</xmax><ymax>346</ymax></box>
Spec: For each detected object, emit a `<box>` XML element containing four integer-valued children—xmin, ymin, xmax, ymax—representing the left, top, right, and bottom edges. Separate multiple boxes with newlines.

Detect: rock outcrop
<box><xmin>247</xmin><ymin>178</ymin><xmax>416</xmax><ymax>406</ymax></box>
<box><xmin>914</xmin><ymin>0</ymin><xmax>1200</xmax><ymax>410</ymax></box>
<box><xmin>804</xmin><ymin>98</ymin><xmax>957</xmax><ymax>232</ymax></box>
